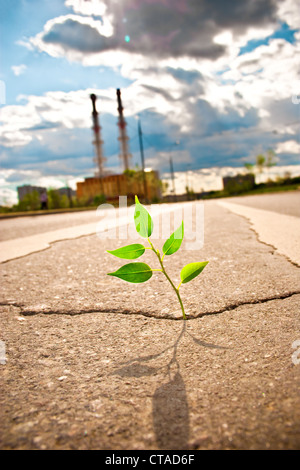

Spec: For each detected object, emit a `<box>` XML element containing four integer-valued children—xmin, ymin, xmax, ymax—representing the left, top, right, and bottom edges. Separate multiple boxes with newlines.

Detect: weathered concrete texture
<box><xmin>218</xmin><ymin>201</ymin><xmax>300</xmax><ymax>266</ymax></box>
<box><xmin>0</xmin><ymin>200</ymin><xmax>299</xmax><ymax>449</ymax></box>
<box><xmin>0</xmin><ymin>294</ymin><xmax>299</xmax><ymax>450</ymax></box>
<box><xmin>224</xmin><ymin>191</ymin><xmax>300</xmax><ymax>218</ymax></box>
<box><xmin>0</xmin><ymin>210</ymin><xmax>99</xmax><ymax>242</ymax></box>
<box><xmin>0</xmin><ymin>203</ymin><xmax>299</xmax><ymax>318</ymax></box>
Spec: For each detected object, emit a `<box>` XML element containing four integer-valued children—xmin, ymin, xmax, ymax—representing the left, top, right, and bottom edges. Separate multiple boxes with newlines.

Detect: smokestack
<box><xmin>90</xmin><ymin>93</ymin><xmax>105</xmax><ymax>180</ymax></box>
<box><xmin>116</xmin><ymin>89</ymin><xmax>131</xmax><ymax>172</ymax></box>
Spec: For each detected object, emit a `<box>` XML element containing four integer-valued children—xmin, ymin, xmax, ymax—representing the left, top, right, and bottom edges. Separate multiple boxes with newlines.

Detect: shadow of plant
<box><xmin>152</xmin><ymin>369</ymin><xmax>189</xmax><ymax>450</ymax></box>
<box><xmin>111</xmin><ymin>322</ymin><xmax>228</xmax><ymax>449</ymax></box>
<box><xmin>112</xmin><ymin>363</ymin><xmax>159</xmax><ymax>378</ymax></box>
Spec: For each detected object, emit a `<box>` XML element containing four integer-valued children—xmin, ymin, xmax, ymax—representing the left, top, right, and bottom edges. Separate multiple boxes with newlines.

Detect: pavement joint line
<box><xmin>1</xmin><ymin>290</ymin><xmax>300</xmax><ymax>321</ymax></box>
<box><xmin>217</xmin><ymin>200</ymin><xmax>300</xmax><ymax>267</ymax></box>
<box><xmin>246</xmin><ymin>224</ymin><xmax>300</xmax><ymax>269</ymax></box>
<box><xmin>0</xmin><ymin>203</ymin><xmax>186</xmax><ymax>264</ymax></box>
<box><xmin>0</xmin><ymin>232</ymin><xmax>100</xmax><ymax>265</ymax></box>
<box><xmin>0</xmin><ymin>227</ymin><xmax>100</xmax><ymax>264</ymax></box>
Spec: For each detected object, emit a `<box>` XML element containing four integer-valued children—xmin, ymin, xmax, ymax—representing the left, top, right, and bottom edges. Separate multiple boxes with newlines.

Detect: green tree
<box><xmin>17</xmin><ymin>191</ymin><xmax>41</xmax><ymax>211</ymax></box>
<box><xmin>256</xmin><ymin>154</ymin><xmax>266</xmax><ymax>174</ymax></box>
<box><xmin>266</xmin><ymin>149</ymin><xmax>277</xmax><ymax>169</ymax></box>
<box><xmin>47</xmin><ymin>189</ymin><xmax>69</xmax><ymax>209</ymax></box>
<box><xmin>245</xmin><ymin>150</ymin><xmax>277</xmax><ymax>177</ymax></box>
<box><xmin>93</xmin><ymin>194</ymin><xmax>106</xmax><ymax>206</ymax></box>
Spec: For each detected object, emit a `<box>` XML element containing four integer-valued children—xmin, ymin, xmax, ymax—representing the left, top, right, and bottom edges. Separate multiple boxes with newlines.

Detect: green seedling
<box><xmin>107</xmin><ymin>196</ymin><xmax>209</xmax><ymax>320</ymax></box>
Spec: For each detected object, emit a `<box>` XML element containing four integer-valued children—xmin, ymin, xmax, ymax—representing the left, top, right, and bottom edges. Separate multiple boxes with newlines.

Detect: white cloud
<box><xmin>277</xmin><ymin>0</ymin><xmax>300</xmax><ymax>30</ymax></box>
<box><xmin>18</xmin><ymin>0</ymin><xmax>298</xmax><ymax>131</ymax></box>
<box><xmin>11</xmin><ymin>64</ymin><xmax>27</xmax><ymax>76</ymax></box>
<box><xmin>162</xmin><ymin>164</ymin><xmax>300</xmax><ymax>194</ymax></box>
<box><xmin>213</xmin><ymin>30</ymin><xmax>233</xmax><ymax>46</ymax></box>
<box><xmin>0</xmin><ymin>187</ymin><xmax>18</xmax><ymax>206</ymax></box>
<box><xmin>202</xmin><ymin>37</ymin><xmax>300</xmax><ymax>132</ymax></box>
<box><xmin>25</xmin><ymin>0</ymin><xmax>281</xmax><ymax>64</ymax></box>
<box><xmin>2</xmin><ymin>0</ymin><xmax>299</xmax><ymax>193</ymax></box>
<box><xmin>0</xmin><ymin>87</ymin><xmax>116</xmax><ymax>148</ymax></box>
<box><xmin>0</xmin><ymin>167</ymin><xmax>86</xmax><ymax>206</ymax></box>
<box><xmin>28</xmin><ymin>14</ymin><xmax>114</xmax><ymax>60</ymax></box>
<box><xmin>19</xmin><ymin>0</ymin><xmax>298</xmax><ymax>140</ymax></box>
<box><xmin>275</xmin><ymin>140</ymin><xmax>300</xmax><ymax>154</ymax></box>
<box><xmin>65</xmin><ymin>0</ymin><xmax>107</xmax><ymax>17</ymax></box>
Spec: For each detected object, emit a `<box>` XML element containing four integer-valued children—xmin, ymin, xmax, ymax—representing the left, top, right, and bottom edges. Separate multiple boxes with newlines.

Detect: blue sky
<box><xmin>0</xmin><ymin>0</ymin><xmax>299</xmax><ymax>204</ymax></box>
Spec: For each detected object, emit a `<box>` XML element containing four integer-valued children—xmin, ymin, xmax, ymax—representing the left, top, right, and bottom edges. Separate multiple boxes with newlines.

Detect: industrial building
<box><xmin>17</xmin><ymin>185</ymin><xmax>46</xmax><ymax>202</ymax></box>
<box><xmin>76</xmin><ymin>171</ymin><xmax>161</xmax><ymax>202</ymax></box>
<box><xmin>222</xmin><ymin>174</ymin><xmax>255</xmax><ymax>194</ymax></box>
<box><xmin>76</xmin><ymin>89</ymin><xmax>161</xmax><ymax>203</ymax></box>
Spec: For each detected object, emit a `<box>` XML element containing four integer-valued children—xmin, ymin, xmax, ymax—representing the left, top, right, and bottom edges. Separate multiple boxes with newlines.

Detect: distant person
<box><xmin>40</xmin><ymin>191</ymin><xmax>48</xmax><ymax>210</ymax></box>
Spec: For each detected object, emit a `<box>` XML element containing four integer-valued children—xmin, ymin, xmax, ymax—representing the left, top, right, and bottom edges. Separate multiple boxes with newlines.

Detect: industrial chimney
<box><xmin>90</xmin><ymin>93</ymin><xmax>106</xmax><ymax>180</ymax></box>
<box><xmin>116</xmin><ymin>89</ymin><xmax>131</xmax><ymax>172</ymax></box>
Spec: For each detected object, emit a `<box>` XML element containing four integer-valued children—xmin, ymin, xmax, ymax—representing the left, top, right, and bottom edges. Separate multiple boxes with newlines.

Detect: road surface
<box><xmin>0</xmin><ymin>191</ymin><xmax>299</xmax><ymax>264</ymax></box>
<box><xmin>0</xmin><ymin>210</ymin><xmax>99</xmax><ymax>242</ymax></box>
<box><xmin>0</xmin><ymin>192</ymin><xmax>299</xmax><ymax>450</ymax></box>
<box><xmin>225</xmin><ymin>191</ymin><xmax>300</xmax><ymax>217</ymax></box>
<box><xmin>217</xmin><ymin>191</ymin><xmax>300</xmax><ymax>266</ymax></box>
<box><xmin>0</xmin><ymin>191</ymin><xmax>299</xmax><ymax>243</ymax></box>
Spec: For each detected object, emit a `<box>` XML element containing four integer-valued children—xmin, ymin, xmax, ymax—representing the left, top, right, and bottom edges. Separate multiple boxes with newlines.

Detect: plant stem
<box><xmin>148</xmin><ymin>238</ymin><xmax>187</xmax><ymax>320</ymax></box>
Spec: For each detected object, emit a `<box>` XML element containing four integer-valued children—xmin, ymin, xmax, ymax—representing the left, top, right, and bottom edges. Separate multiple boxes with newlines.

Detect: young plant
<box><xmin>107</xmin><ymin>196</ymin><xmax>209</xmax><ymax>320</ymax></box>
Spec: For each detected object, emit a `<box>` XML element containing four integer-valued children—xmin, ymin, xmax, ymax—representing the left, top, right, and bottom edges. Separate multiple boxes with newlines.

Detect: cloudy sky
<box><xmin>0</xmin><ymin>0</ymin><xmax>299</xmax><ymax>204</ymax></box>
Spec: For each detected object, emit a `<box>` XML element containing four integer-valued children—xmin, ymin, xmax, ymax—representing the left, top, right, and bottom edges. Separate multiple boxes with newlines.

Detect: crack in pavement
<box><xmin>1</xmin><ymin>290</ymin><xmax>300</xmax><ymax>321</ymax></box>
<box><xmin>217</xmin><ymin>200</ymin><xmax>300</xmax><ymax>267</ymax></box>
<box><xmin>246</xmin><ymin>224</ymin><xmax>300</xmax><ymax>269</ymax></box>
<box><xmin>0</xmin><ymin>232</ymin><xmax>100</xmax><ymax>265</ymax></box>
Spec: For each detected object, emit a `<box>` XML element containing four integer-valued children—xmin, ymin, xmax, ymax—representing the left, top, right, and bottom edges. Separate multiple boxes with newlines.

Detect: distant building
<box><xmin>17</xmin><ymin>185</ymin><xmax>46</xmax><ymax>202</ymax></box>
<box><xmin>222</xmin><ymin>174</ymin><xmax>255</xmax><ymax>194</ymax></box>
<box><xmin>76</xmin><ymin>171</ymin><xmax>161</xmax><ymax>202</ymax></box>
<box><xmin>57</xmin><ymin>187</ymin><xmax>76</xmax><ymax>198</ymax></box>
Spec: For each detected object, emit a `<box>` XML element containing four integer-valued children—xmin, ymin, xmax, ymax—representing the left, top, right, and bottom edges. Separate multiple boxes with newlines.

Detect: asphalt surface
<box><xmin>0</xmin><ymin>210</ymin><xmax>99</xmax><ymax>242</ymax></box>
<box><xmin>217</xmin><ymin>198</ymin><xmax>300</xmax><ymax>266</ymax></box>
<box><xmin>226</xmin><ymin>191</ymin><xmax>300</xmax><ymax>218</ymax></box>
<box><xmin>0</xmin><ymin>191</ymin><xmax>299</xmax><ymax>244</ymax></box>
<box><xmin>0</xmin><ymin>193</ymin><xmax>299</xmax><ymax>450</ymax></box>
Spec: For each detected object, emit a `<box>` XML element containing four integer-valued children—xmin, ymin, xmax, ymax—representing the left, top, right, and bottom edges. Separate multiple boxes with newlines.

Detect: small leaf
<box><xmin>108</xmin><ymin>262</ymin><xmax>153</xmax><ymax>283</ymax></box>
<box><xmin>134</xmin><ymin>196</ymin><xmax>153</xmax><ymax>238</ymax></box>
<box><xmin>163</xmin><ymin>221</ymin><xmax>184</xmax><ymax>256</ymax></box>
<box><xmin>180</xmin><ymin>261</ymin><xmax>209</xmax><ymax>284</ymax></box>
<box><xmin>107</xmin><ymin>244</ymin><xmax>145</xmax><ymax>259</ymax></box>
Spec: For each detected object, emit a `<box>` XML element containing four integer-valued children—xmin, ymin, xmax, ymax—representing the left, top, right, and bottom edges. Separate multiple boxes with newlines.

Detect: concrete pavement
<box><xmin>217</xmin><ymin>200</ymin><xmax>300</xmax><ymax>266</ymax></box>
<box><xmin>0</xmin><ymin>195</ymin><xmax>299</xmax><ymax>449</ymax></box>
<box><xmin>223</xmin><ymin>191</ymin><xmax>300</xmax><ymax>218</ymax></box>
<box><xmin>0</xmin><ymin>202</ymin><xmax>185</xmax><ymax>263</ymax></box>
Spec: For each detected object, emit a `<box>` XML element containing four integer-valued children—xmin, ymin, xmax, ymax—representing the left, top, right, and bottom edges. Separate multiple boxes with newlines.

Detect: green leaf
<box><xmin>107</xmin><ymin>244</ymin><xmax>145</xmax><ymax>259</ymax></box>
<box><xmin>134</xmin><ymin>196</ymin><xmax>153</xmax><ymax>238</ymax></box>
<box><xmin>108</xmin><ymin>262</ymin><xmax>153</xmax><ymax>283</ymax></box>
<box><xmin>163</xmin><ymin>221</ymin><xmax>184</xmax><ymax>256</ymax></box>
<box><xmin>180</xmin><ymin>261</ymin><xmax>209</xmax><ymax>284</ymax></box>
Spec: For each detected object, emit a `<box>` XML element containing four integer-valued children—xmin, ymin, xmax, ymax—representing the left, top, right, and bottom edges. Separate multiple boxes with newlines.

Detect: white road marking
<box><xmin>0</xmin><ymin>202</ymin><xmax>193</xmax><ymax>263</ymax></box>
<box><xmin>217</xmin><ymin>200</ymin><xmax>300</xmax><ymax>266</ymax></box>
